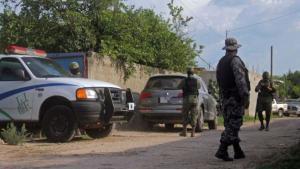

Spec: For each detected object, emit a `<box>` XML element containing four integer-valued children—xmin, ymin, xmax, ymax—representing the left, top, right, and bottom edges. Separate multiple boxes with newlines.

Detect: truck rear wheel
<box><xmin>208</xmin><ymin>118</ymin><xmax>218</xmax><ymax>130</ymax></box>
<box><xmin>42</xmin><ymin>105</ymin><xmax>77</xmax><ymax>142</ymax></box>
<box><xmin>278</xmin><ymin>109</ymin><xmax>284</xmax><ymax>117</ymax></box>
<box><xmin>165</xmin><ymin>123</ymin><xmax>175</xmax><ymax>130</ymax></box>
<box><xmin>195</xmin><ymin>107</ymin><xmax>204</xmax><ymax>132</ymax></box>
<box><xmin>85</xmin><ymin>124</ymin><xmax>113</xmax><ymax>139</ymax></box>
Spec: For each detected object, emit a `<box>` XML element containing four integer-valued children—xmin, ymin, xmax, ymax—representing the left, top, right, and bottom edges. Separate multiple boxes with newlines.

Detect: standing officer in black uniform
<box><xmin>215</xmin><ymin>38</ymin><xmax>250</xmax><ymax>161</ymax></box>
<box><xmin>255</xmin><ymin>71</ymin><xmax>276</xmax><ymax>131</ymax></box>
<box><xmin>180</xmin><ymin>68</ymin><xmax>201</xmax><ymax>137</ymax></box>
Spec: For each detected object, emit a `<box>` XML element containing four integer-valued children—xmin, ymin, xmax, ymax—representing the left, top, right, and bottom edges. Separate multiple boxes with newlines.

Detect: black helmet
<box><xmin>262</xmin><ymin>71</ymin><xmax>269</xmax><ymax>80</ymax></box>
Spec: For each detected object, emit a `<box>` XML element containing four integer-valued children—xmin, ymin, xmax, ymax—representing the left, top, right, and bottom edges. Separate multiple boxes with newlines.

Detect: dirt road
<box><xmin>0</xmin><ymin>118</ymin><xmax>300</xmax><ymax>169</ymax></box>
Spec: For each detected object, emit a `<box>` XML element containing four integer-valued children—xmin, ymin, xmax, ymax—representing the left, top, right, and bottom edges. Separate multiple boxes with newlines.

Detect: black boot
<box><xmin>179</xmin><ymin>125</ymin><xmax>187</xmax><ymax>137</ymax></box>
<box><xmin>191</xmin><ymin>126</ymin><xmax>196</xmax><ymax>137</ymax></box>
<box><xmin>233</xmin><ymin>143</ymin><xmax>245</xmax><ymax>159</ymax></box>
<box><xmin>265</xmin><ymin>121</ymin><xmax>270</xmax><ymax>131</ymax></box>
<box><xmin>259</xmin><ymin>122</ymin><xmax>265</xmax><ymax>131</ymax></box>
<box><xmin>215</xmin><ymin>143</ymin><xmax>233</xmax><ymax>161</ymax></box>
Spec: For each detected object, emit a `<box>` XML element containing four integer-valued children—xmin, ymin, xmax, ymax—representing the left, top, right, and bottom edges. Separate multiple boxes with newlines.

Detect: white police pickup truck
<box><xmin>0</xmin><ymin>46</ymin><xmax>135</xmax><ymax>142</ymax></box>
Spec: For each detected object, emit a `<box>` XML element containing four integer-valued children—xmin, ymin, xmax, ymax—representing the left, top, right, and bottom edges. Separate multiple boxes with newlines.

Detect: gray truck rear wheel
<box><xmin>208</xmin><ymin>118</ymin><xmax>218</xmax><ymax>130</ymax></box>
<box><xmin>85</xmin><ymin>124</ymin><xmax>113</xmax><ymax>139</ymax></box>
<box><xmin>195</xmin><ymin>107</ymin><xmax>204</xmax><ymax>132</ymax></box>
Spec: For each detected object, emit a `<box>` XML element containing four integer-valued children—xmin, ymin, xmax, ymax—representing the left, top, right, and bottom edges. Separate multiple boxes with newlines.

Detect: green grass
<box><xmin>217</xmin><ymin>115</ymin><xmax>255</xmax><ymax>126</ymax></box>
<box><xmin>257</xmin><ymin>143</ymin><xmax>300</xmax><ymax>169</ymax></box>
<box><xmin>217</xmin><ymin>113</ymin><xmax>281</xmax><ymax>126</ymax></box>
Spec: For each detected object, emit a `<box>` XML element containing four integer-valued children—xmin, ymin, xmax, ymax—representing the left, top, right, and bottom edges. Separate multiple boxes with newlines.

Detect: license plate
<box><xmin>160</xmin><ymin>97</ymin><xmax>168</xmax><ymax>103</ymax></box>
<box><xmin>128</xmin><ymin>103</ymin><xmax>135</xmax><ymax>111</ymax></box>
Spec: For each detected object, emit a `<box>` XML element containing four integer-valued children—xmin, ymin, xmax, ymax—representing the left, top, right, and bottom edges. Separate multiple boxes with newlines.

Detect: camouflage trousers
<box><xmin>182</xmin><ymin>97</ymin><xmax>199</xmax><ymax>127</ymax></box>
<box><xmin>220</xmin><ymin>97</ymin><xmax>244</xmax><ymax>145</ymax></box>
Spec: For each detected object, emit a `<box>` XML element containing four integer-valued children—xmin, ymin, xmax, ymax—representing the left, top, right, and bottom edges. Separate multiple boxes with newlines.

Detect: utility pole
<box><xmin>270</xmin><ymin>45</ymin><xmax>273</xmax><ymax>79</ymax></box>
<box><xmin>225</xmin><ymin>30</ymin><xmax>228</xmax><ymax>38</ymax></box>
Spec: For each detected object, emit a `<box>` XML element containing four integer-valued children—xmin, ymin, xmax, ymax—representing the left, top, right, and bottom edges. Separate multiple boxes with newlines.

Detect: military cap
<box><xmin>222</xmin><ymin>37</ymin><xmax>242</xmax><ymax>50</ymax></box>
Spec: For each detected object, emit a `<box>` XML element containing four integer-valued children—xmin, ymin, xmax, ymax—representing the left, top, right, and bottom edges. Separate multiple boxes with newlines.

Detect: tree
<box><xmin>0</xmin><ymin>0</ymin><xmax>201</xmax><ymax>80</ymax></box>
<box><xmin>275</xmin><ymin>71</ymin><xmax>300</xmax><ymax>99</ymax></box>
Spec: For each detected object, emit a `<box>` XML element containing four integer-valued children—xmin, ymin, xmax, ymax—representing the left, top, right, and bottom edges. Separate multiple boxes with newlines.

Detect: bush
<box><xmin>0</xmin><ymin>123</ymin><xmax>28</xmax><ymax>145</ymax></box>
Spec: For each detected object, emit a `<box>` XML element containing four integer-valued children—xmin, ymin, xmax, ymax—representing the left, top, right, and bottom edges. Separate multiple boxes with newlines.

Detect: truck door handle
<box><xmin>35</xmin><ymin>88</ymin><xmax>44</xmax><ymax>91</ymax></box>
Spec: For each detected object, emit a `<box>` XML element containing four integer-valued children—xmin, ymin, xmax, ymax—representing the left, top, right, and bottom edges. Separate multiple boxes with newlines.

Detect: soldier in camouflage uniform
<box><xmin>180</xmin><ymin>68</ymin><xmax>201</xmax><ymax>137</ymax></box>
<box><xmin>208</xmin><ymin>79</ymin><xmax>219</xmax><ymax>100</ymax></box>
<box><xmin>215</xmin><ymin>38</ymin><xmax>250</xmax><ymax>161</ymax></box>
<box><xmin>69</xmin><ymin>62</ymin><xmax>81</xmax><ymax>77</ymax></box>
<box><xmin>255</xmin><ymin>71</ymin><xmax>276</xmax><ymax>131</ymax></box>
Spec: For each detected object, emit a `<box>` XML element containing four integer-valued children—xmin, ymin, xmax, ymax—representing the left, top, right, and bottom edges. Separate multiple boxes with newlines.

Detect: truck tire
<box><xmin>85</xmin><ymin>124</ymin><xmax>113</xmax><ymax>139</ymax></box>
<box><xmin>195</xmin><ymin>107</ymin><xmax>204</xmax><ymax>132</ymax></box>
<box><xmin>42</xmin><ymin>105</ymin><xmax>77</xmax><ymax>142</ymax></box>
<box><xmin>208</xmin><ymin>118</ymin><xmax>218</xmax><ymax>130</ymax></box>
<box><xmin>278</xmin><ymin>109</ymin><xmax>284</xmax><ymax>117</ymax></box>
<box><xmin>165</xmin><ymin>123</ymin><xmax>175</xmax><ymax>130</ymax></box>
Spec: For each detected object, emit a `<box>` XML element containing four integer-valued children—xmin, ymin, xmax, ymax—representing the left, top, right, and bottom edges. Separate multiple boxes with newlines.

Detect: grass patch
<box><xmin>217</xmin><ymin>115</ymin><xmax>255</xmax><ymax>126</ymax></box>
<box><xmin>0</xmin><ymin>123</ymin><xmax>29</xmax><ymax>145</ymax></box>
<box><xmin>217</xmin><ymin>113</ymin><xmax>281</xmax><ymax>126</ymax></box>
<box><xmin>257</xmin><ymin>143</ymin><xmax>300</xmax><ymax>169</ymax></box>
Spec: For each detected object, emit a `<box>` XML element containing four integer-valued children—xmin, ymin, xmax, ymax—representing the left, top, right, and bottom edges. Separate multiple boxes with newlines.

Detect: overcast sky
<box><xmin>126</xmin><ymin>0</ymin><xmax>300</xmax><ymax>75</ymax></box>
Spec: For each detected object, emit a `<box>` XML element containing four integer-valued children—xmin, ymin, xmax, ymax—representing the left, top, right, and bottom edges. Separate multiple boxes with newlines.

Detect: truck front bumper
<box><xmin>72</xmin><ymin>88</ymin><xmax>135</xmax><ymax>128</ymax></box>
<box><xmin>72</xmin><ymin>101</ymin><xmax>102</xmax><ymax>126</ymax></box>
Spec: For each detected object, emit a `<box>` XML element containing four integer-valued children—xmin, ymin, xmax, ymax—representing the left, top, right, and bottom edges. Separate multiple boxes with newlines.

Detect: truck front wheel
<box><xmin>85</xmin><ymin>124</ymin><xmax>113</xmax><ymax>139</ymax></box>
<box><xmin>42</xmin><ymin>105</ymin><xmax>77</xmax><ymax>142</ymax></box>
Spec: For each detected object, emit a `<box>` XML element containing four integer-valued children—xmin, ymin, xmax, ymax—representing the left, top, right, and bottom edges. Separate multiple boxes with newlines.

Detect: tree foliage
<box><xmin>275</xmin><ymin>71</ymin><xmax>300</xmax><ymax>99</ymax></box>
<box><xmin>0</xmin><ymin>0</ymin><xmax>200</xmax><ymax>80</ymax></box>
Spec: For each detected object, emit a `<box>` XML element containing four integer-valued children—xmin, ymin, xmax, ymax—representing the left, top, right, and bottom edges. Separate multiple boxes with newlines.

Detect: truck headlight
<box><xmin>76</xmin><ymin>88</ymin><xmax>98</xmax><ymax>100</ymax></box>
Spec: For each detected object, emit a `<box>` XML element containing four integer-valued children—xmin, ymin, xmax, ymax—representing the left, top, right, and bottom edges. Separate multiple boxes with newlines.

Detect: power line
<box><xmin>176</xmin><ymin>0</ymin><xmax>220</xmax><ymax>70</ymax></box>
<box><xmin>228</xmin><ymin>10</ymin><xmax>300</xmax><ymax>32</ymax></box>
<box><xmin>198</xmin><ymin>55</ymin><xmax>215</xmax><ymax>70</ymax></box>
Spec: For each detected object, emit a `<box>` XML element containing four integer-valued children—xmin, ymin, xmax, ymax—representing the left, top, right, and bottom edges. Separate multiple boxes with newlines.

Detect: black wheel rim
<box><xmin>49</xmin><ymin>114</ymin><xmax>69</xmax><ymax>136</ymax></box>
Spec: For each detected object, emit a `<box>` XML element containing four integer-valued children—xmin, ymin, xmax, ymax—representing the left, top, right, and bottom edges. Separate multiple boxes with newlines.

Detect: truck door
<box><xmin>0</xmin><ymin>57</ymin><xmax>34</xmax><ymax>121</ymax></box>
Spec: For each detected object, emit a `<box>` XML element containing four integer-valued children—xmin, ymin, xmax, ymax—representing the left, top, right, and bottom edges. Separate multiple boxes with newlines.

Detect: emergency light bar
<box><xmin>6</xmin><ymin>45</ymin><xmax>47</xmax><ymax>57</ymax></box>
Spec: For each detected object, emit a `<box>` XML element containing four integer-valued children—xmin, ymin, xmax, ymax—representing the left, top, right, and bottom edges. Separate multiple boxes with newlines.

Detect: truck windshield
<box><xmin>22</xmin><ymin>57</ymin><xmax>70</xmax><ymax>78</ymax></box>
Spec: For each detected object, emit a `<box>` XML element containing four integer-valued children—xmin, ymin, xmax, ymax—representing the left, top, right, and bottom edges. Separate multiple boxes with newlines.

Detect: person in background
<box><xmin>255</xmin><ymin>71</ymin><xmax>276</xmax><ymax>131</ymax></box>
<box><xmin>69</xmin><ymin>62</ymin><xmax>81</xmax><ymax>77</ymax></box>
<box><xmin>180</xmin><ymin>68</ymin><xmax>201</xmax><ymax>137</ymax></box>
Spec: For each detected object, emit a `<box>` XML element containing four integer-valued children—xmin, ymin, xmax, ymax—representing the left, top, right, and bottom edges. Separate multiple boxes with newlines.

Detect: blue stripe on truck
<box><xmin>0</xmin><ymin>83</ymin><xmax>75</xmax><ymax>101</ymax></box>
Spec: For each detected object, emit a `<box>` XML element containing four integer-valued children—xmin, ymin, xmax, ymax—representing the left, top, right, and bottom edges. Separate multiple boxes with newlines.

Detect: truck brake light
<box><xmin>139</xmin><ymin>92</ymin><xmax>152</xmax><ymax>100</ymax></box>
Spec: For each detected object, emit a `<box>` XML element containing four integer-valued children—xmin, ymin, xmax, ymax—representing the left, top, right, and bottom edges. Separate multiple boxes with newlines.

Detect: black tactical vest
<box><xmin>183</xmin><ymin>77</ymin><xmax>199</xmax><ymax>96</ymax></box>
<box><xmin>217</xmin><ymin>55</ymin><xmax>250</xmax><ymax>96</ymax></box>
<box><xmin>217</xmin><ymin>55</ymin><xmax>236</xmax><ymax>90</ymax></box>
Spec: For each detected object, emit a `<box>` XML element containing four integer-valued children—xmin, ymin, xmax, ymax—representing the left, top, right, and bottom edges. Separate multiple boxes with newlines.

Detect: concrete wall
<box><xmin>201</xmin><ymin>71</ymin><xmax>261</xmax><ymax>117</ymax></box>
<box><xmin>87</xmin><ymin>53</ymin><xmax>174</xmax><ymax>93</ymax></box>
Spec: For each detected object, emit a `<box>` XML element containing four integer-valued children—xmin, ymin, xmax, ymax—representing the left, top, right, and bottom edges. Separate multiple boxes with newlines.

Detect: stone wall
<box><xmin>87</xmin><ymin>53</ymin><xmax>174</xmax><ymax>93</ymax></box>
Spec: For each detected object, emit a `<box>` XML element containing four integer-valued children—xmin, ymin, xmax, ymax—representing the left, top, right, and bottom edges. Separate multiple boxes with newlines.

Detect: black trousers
<box><xmin>256</xmin><ymin>100</ymin><xmax>272</xmax><ymax>127</ymax></box>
